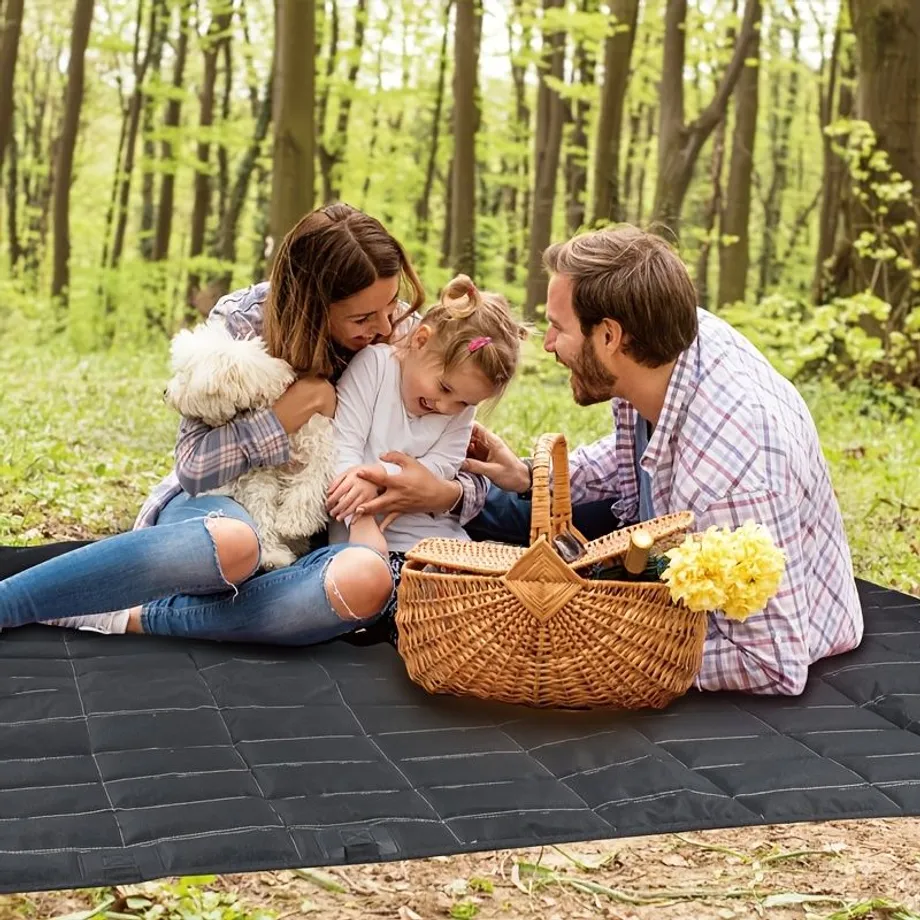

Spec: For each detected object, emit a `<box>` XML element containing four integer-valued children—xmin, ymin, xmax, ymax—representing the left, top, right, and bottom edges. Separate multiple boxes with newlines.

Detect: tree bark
<box><xmin>109</xmin><ymin>0</ymin><xmax>164</xmax><ymax>272</ymax></box>
<box><xmin>450</xmin><ymin>0</ymin><xmax>479</xmax><ymax>276</ymax></box>
<box><xmin>139</xmin><ymin>0</ymin><xmax>169</xmax><ymax>261</ymax></box>
<box><xmin>6</xmin><ymin>118</ymin><xmax>21</xmax><ymax>268</ymax></box>
<box><xmin>591</xmin><ymin>0</ymin><xmax>639</xmax><ymax>224</ymax></box>
<box><xmin>187</xmin><ymin>1</ymin><xmax>233</xmax><ymax>312</ymax></box>
<box><xmin>652</xmin><ymin>0</ymin><xmax>759</xmax><ymax>234</ymax></box>
<box><xmin>214</xmin><ymin>35</ymin><xmax>233</xmax><ymax>236</ymax></box>
<box><xmin>440</xmin><ymin>154</ymin><xmax>453</xmax><ymax>268</ymax></box>
<box><xmin>717</xmin><ymin>0</ymin><xmax>763</xmax><ymax>306</ymax></box>
<box><xmin>270</xmin><ymin>0</ymin><xmax>316</xmax><ymax>264</ymax></box>
<box><xmin>503</xmin><ymin>0</ymin><xmax>532</xmax><ymax>284</ymax></box>
<box><xmin>524</xmin><ymin>0</ymin><xmax>566</xmax><ymax>321</ymax></box>
<box><xmin>564</xmin><ymin>0</ymin><xmax>599</xmax><ymax>236</ymax></box>
<box><xmin>51</xmin><ymin>0</ymin><xmax>95</xmax><ymax>305</ymax></box>
<box><xmin>211</xmin><ymin>70</ymin><xmax>273</xmax><ymax>299</ymax></box>
<box><xmin>846</xmin><ymin>0</ymin><xmax>920</xmax><ymax>310</ymax></box>
<box><xmin>415</xmin><ymin>0</ymin><xmax>453</xmax><ymax>248</ymax></box>
<box><xmin>757</xmin><ymin>9</ymin><xmax>800</xmax><ymax>299</ymax></box>
<box><xmin>153</xmin><ymin>0</ymin><xmax>192</xmax><ymax>262</ymax></box>
<box><xmin>812</xmin><ymin>20</ymin><xmax>854</xmax><ymax>302</ymax></box>
<box><xmin>0</xmin><ymin>0</ymin><xmax>24</xmax><ymax>178</ymax></box>
<box><xmin>695</xmin><ymin>117</ymin><xmax>727</xmax><ymax>309</ymax></box>
<box><xmin>318</xmin><ymin>0</ymin><xmax>367</xmax><ymax>203</ymax></box>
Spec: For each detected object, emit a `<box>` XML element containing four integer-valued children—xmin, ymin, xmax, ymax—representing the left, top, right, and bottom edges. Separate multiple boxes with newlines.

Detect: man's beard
<box><xmin>562</xmin><ymin>339</ymin><xmax>617</xmax><ymax>406</ymax></box>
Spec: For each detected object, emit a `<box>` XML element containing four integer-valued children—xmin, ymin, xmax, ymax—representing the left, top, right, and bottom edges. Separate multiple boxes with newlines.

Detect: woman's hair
<box><xmin>420</xmin><ymin>274</ymin><xmax>527</xmax><ymax>400</ymax></box>
<box><xmin>263</xmin><ymin>203</ymin><xmax>425</xmax><ymax>375</ymax></box>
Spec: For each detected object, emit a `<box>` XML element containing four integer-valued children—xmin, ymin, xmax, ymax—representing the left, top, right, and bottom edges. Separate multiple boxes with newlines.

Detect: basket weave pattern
<box><xmin>395</xmin><ymin>433</ymin><xmax>709</xmax><ymax>709</ymax></box>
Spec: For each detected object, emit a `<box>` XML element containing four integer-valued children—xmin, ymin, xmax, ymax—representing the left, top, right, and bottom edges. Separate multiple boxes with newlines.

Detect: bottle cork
<box><xmin>624</xmin><ymin>529</ymin><xmax>654</xmax><ymax>576</ymax></box>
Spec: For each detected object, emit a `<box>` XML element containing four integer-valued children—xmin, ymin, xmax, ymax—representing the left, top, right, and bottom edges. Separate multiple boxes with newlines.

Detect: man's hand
<box><xmin>354</xmin><ymin>453</ymin><xmax>462</xmax><ymax>518</ymax></box>
<box><xmin>461</xmin><ymin>423</ymin><xmax>531</xmax><ymax>493</ymax></box>
<box><xmin>327</xmin><ymin>465</ymin><xmax>382</xmax><ymax>521</ymax></box>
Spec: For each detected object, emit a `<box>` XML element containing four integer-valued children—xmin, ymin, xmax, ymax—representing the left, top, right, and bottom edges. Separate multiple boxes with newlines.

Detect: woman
<box><xmin>0</xmin><ymin>204</ymin><xmax>485</xmax><ymax>645</ymax></box>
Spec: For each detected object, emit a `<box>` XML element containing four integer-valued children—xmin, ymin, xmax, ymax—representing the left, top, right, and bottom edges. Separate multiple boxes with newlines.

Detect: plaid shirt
<box><xmin>135</xmin><ymin>284</ymin><xmax>488</xmax><ymax>531</ymax></box>
<box><xmin>566</xmin><ymin>309</ymin><xmax>863</xmax><ymax>695</ymax></box>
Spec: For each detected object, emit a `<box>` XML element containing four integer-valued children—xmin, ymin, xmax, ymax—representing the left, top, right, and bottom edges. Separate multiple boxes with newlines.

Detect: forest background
<box><xmin>1</xmin><ymin>0</ymin><xmax>920</xmax><ymax>915</ymax></box>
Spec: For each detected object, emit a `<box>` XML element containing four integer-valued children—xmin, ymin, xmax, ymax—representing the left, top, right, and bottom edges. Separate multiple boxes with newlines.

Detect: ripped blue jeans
<box><xmin>0</xmin><ymin>492</ymin><xmax>387</xmax><ymax>645</ymax></box>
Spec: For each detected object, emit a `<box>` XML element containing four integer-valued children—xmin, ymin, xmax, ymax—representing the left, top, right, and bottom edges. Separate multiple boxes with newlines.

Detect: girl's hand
<box><xmin>327</xmin><ymin>465</ymin><xmax>382</xmax><ymax>521</ymax></box>
<box><xmin>273</xmin><ymin>377</ymin><xmax>337</xmax><ymax>433</ymax></box>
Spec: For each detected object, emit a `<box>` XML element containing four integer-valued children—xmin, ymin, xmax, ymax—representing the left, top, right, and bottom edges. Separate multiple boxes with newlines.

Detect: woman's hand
<box><xmin>272</xmin><ymin>377</ymin><xmax>337</xmax><ymax>434</ymax></box>
<box><xmin>354</xmin><ymin>454</ymin><xmax>462</xmax><ymax>519</ymax></box>
<box><xmin>327</xmin><ymin>465</ymin><xmax>383</xmax><ymax>521</ymax></box>
<box><xmin>461</xmin><ymin>423</ymin><xmax>531</xmax><ymax>493</ymax></box>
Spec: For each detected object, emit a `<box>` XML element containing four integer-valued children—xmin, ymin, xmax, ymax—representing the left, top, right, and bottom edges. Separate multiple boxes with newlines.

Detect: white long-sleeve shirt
<box><xmin>329</xmin><ymin>343</ymin><xmax>473</xmax><ymax>553</ymax></box>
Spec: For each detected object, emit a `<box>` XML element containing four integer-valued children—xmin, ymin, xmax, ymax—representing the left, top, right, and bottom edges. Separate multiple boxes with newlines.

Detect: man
<box><xmin>359</xmin><ymin>226</ymin><xmax>863</xmax><ymax>695</ymax></box>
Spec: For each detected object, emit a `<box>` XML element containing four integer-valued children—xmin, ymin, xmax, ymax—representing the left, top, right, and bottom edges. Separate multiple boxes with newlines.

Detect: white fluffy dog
<box><xmin>165</xmin><ymin>321</ymin><xmax>334</xmax><ymax>569</ymax></box>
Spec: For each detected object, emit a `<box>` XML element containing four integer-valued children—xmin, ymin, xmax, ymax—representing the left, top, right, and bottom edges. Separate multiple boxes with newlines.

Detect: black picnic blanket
<box><xmin>0</xmin><ymin>575</ymin><xmax>918</xmax><ymax>893</ymax></box>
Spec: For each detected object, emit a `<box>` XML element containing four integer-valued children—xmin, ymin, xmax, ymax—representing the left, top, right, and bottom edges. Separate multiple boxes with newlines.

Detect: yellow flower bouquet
<box><xmin>659</xmin><ymin>521</ymin><xmax>786</xmax><ymax>621</ymax></box>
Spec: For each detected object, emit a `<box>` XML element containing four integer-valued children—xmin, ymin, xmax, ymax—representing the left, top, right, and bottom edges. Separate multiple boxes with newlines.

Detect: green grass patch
<box><xmin>1</xmin><ymin>341</ymin><xmax>917</xmax><ymax>595</ymax></box>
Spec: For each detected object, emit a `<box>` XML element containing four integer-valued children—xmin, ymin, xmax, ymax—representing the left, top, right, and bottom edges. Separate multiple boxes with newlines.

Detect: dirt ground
<box><xmin>6</xmin><ymin>819</ymin><xmax>920</xmax><ymax>920</ymax></box>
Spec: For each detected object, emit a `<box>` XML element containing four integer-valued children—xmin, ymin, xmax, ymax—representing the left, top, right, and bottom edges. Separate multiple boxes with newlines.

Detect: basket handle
<box><xmin>528</xmin><ymin>433</ymin><xmax>584</xmax><ymax>549</ymax></box>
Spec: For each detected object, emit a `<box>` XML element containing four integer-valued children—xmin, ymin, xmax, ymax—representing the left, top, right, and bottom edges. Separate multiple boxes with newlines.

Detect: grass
<box><xmin>1</xmin><ymin>340</ymin><xmax>918</xmax><ymax>595</ymax></box>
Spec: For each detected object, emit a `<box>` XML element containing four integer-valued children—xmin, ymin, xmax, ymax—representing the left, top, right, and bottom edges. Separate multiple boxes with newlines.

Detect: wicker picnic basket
<box><xmin>395</xmin><ymin>433</ymin><xmax>709</xmax><ymax>710</ymax></box>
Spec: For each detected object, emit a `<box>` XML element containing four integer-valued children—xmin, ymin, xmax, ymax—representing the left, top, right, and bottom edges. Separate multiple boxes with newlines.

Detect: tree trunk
<box><xmin>717</xmin><ymin>0</ymin><xmax>763</xmax><ymax>306</ymax></box>
<box><xmin>270</xmin><ymin>0</ymin><xmax>316</xmax><ymax>264</ymax></box>
<box><xmin>138</xmin><ymin>0</ymin><xmax>169</xmax><ymax>261</ymax></box>
<box><xmin>51</xmin><ymin>0</ymin><xmax>95</xmax><ymax>305</ymax></box>
<box><xmin>757</xmin><ymin>9</ymin><xmax>801</xmax><ymax>299</ymax></box>
<box><xmin>503</xmin><ymin>0</ymin><xmax>532</xmax><ymax>283</ymax></box>
<box><xmin>524</xmin><ymin>0</ymin><xmax>566</xmax><ymax>321</ymax></box>
<box><xmin>591</xmin><ymin>0</ymin><xmax>640</xmax><ymax>224</ymax></box>
<box><xmin>450</xmin><ymin>0</ymin><xmax>479</xmax><ymax>276</ymax></box>
<box><xmin>108</xmin><ymin>0</ymin><xmax>163</xmax><ymax>272</ymax></box>
<box><xmin>359</xmin><ymin>56</ymin><xmax>383</xmax><ymax>206</ymax></box>
<box><xmin>415</xmin><ymin>0</ymin><xmax>453</xmax><ymax>248</ymax></box>
<box><xmin>318</xmin><ymin>0</ymin><xmax>367</xmax><ymax>203</ymax></box>
<box><xmin>695</xmin><ymin>117</ymin><xmax>727</xmax><ymax>310</ymax></box>
<box><xmin>316</xmin><ymin>0</ymin><xmax>339</xmax><ymax>204</ymax></box>
<box><xmin>440</xmin><ymin>155</ymin><xmax>453</xmax><ymax>268</ymax></box>
<box><xmin>846</xmin><ymin>0</ymin><xmax>920</xmax><ymax>310</ymax></box>
<box><xmin>812</xmin><ymin>21</ymin><xmax>854</xmax><ymax>302</ymax></box>
<box><xmin>187</xmin><ymin>2</ymin><xmax>233</xmax><ymax>313</ymax></box>
<box><xmin>564</xmin><ymin>0</ymin><xmax>599</xmax><ymax>236</ymax></box>
<box><xmin>6</xmin><ymin>119</ymin><xmax>21</xmax><ymax>268</ymax></box>
<box><xmin>652</xmin><ymin>0</ymin><xmax>759</xmax><ymax>235</ymax></box>
<box><xmin>153</xmin><ymin>0</ymin><xmax>191</xmax><ymax>262</ymax></box>
<box><xmin>214</xmin><ymin>35</ymin><xmax>233</xmax><ymax>237</ymax></box>
<box><xmin>0</xmin><ymin>0</ymin><xmax>24</xmax><ymax>177</ymax></box>
<box><xmin>211</xmin><ymin>70</ymin><xmax>273</xmax><ymax>299</ymax></box>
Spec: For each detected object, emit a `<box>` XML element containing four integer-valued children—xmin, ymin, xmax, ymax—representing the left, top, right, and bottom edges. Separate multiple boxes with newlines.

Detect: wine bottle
<box><xmin>623</xmin><ymin>529</ymin><xmax>653</xmax><ymax>576</ymax></box>
<box><xmin>592</xmin><ymin>528</ymin><xmax>661</xmax><ymax>582</ymax></box>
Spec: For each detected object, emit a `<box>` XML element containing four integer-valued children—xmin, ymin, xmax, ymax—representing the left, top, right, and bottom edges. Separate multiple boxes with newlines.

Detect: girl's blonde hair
<box><xmin>420</xmin><ymin>274</ymin><xmax>527</xmax><ymax>399</ymax></box>
<box><xmin>264</xmin><ymin>203</ymin><xmax>425</xmax><ymax>376</ymax></box>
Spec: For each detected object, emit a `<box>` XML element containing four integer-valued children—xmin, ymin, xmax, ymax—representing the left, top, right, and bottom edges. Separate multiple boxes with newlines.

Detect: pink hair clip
<box><xmin>468</xmin><ymin>336</ymin><xmax>491</xmax><ymax>353</ymax></box>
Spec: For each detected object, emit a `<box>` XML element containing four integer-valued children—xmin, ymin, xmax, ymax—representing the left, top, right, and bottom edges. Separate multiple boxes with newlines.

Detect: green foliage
<box><xmin>104</xmin><ymin>877</ymin><xmax>274</xmax><ymax>920</ymax></box>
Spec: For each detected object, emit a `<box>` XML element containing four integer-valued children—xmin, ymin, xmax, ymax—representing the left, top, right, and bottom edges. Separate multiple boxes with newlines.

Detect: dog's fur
<box><xmin>165</xmin><ymin>321</ymin><xmax>334</xmax><ymax>569</ymax></box>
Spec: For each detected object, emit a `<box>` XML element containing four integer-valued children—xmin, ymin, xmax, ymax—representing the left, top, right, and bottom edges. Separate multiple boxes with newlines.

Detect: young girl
<box><xmin>325</xmin><ymin>275</ymin><xmax>526</xmax><ymax>626</ymax></box>
<box><xmin>0</xmin><ymin>205</ymin><xmax>488</xmax><ymax>646</ymax></box>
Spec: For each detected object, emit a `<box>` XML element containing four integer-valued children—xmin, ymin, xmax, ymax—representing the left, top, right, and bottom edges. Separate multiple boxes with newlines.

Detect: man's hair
<box><xmin>543</xmin><ymin>226</ymin><xmax>699</xmax><ymax>367</ymax></box>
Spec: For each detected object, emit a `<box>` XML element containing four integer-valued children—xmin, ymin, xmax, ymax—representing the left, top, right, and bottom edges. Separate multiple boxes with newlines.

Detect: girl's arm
<box><xmin>331</xmin><ymin>348</ymin><xmax>381</xmax><ymax>475</ymax></box>
<box><xmin>407</xmin><ymin>408</ymin><xmax>476</xmax><ymax>482</ymax></box>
